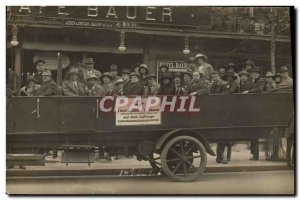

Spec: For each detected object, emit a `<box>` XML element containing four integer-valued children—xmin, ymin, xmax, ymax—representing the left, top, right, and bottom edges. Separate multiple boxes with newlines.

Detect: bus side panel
<box><xmin>59</xmin><ymin>97</ymin><xmax>96</xmax><ymax>132</ymax></box>
<box><xmin>36</xmin><ymin>97</ymin><xmax>59</xmax><ymax>132</ymax></box>
<box><xmin>12</xmin><ymin>97</ymin><xmax>38</xmax><ymax>133</ymax></box>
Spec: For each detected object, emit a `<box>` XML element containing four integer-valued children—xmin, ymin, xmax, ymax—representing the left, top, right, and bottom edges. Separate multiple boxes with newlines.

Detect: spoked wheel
<box><xmin>148</xmin><ymin>153</ymin><xmax>162</xmax><ymax>174</ymax></box>
<box><xmin>161</xmin><ymin>136</ymin><xmax>207</xmax><ymax>182</ymax></box>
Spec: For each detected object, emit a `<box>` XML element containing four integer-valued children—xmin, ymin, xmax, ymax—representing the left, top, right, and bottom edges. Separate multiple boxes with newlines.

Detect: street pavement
<box><xmin>6</xmin><ymin>170</ymin><xmax>294</xmax><ymax>195</ymax></box>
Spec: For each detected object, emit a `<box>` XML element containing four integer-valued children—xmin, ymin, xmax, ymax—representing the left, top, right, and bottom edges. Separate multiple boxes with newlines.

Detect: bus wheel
<box><xmin>161</xmin><ymin>135</ymin><xmax>207</xmax><ymax>182</ymax></box>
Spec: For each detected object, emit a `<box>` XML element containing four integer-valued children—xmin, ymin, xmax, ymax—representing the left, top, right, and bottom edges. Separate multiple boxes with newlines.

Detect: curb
<box><xmin>7</xmin><ymin>165</ymin><xmax>292</xmax><ymax>178</ymax></box>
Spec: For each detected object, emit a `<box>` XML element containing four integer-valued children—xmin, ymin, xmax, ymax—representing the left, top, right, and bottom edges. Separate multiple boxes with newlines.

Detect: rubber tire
<box><xmin>161</xmin><ymin>135</ymin><xmax>207</xmax><ymax>182</ymax></box>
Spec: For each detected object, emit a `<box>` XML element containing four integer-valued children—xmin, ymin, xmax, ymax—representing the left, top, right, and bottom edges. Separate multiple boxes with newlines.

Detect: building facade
<box><xmin>7</xmin><ymin>6</ymin><xmax>292</xmax><ymax>85</ymax></box>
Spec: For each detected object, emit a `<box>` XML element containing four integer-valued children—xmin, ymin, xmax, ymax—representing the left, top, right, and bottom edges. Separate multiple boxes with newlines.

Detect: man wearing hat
<box><xmin>36</xmin><ymin>70</ymin><xmax>58</xmax><ymax>96</ymax></box>
<box><xmin>193</xmin><ymin>53</ymin><xmax>214</xmax><ymax>82</ymax></box>
<box><xmin>33</xmin><ymin>59</ymin><xmax>46</xmax><ymax>85</ymax></box>
<box><xmin>101</xmin><ymin>72</ymin><xmax>114</xmax><ymax>96</ymax></box>
<box><xmin>144</xmin><ymin>74</ymin><xmax>160</xmax><ymax>95</ymax></box>
<box><xmin>279</xmin><ymin>66</ymin><xmax>293</xmax><ymax>87</ymax></box>
<box><xmin>158</xmin><ymin>72</ymin><xmax>175</xmax><ymax>95</ymax></box>
<box><xmin>210</xmin><ymin>71</ymin><xmax>226</xmax><ymax>94</ymax></box>
<box><xmin>113</xmin><ymin>79</ymin><xmax>125</xmax><ymax>96</ymax></box>
<box><xmin>62</xmin><ymin>68</ymin><xmax>87</xmax><ymax>96</ymax></box>
<box><xmin>265</xmin><ymin>71</ymin><xmax>276</xmax><ymax>91</ymax></box>
<box><xmin>173</xmin><ymin>72</ymin><xmax>185</xmax><ymax>95</ymax></box>
<box><xmin>82</xmin><ymin>58</ymin><xmax>102</xmax><ymax>81</ymax></box>
<box><xmin>121</xmin><ymin>68</ymin><xmax>131</xmax><ymax>95</ymax></box>
<box><xmin>242</xmin><ymin>66</ymin><xmax>265</xmax><ymax>94</ymax></box>
<box><xmin>86</xmin><ymin>73</ymin><xmax>105</xmax><ymax>97</ymax></box>
<box><xmin>139</xmin><ymin>64</ymin><xmax>149</xmax><ymax>87</ymax></box>
<box><xmin>126</xmin><ymin>72</ymin><xmax>144</xmax><ymax>95</ymax></box>
<box><xmin>227</xmin><ymin>62</ymin><xmax>240</xmax><ymax>85</ymax></box>
<box><xmin>20</xmin><ymin>75</ymin><xmax>41</xmax><ymax>96</ymax></box>
<box><xmin>188</xmin><ymin>71</ymin><xmax>209</xmax><ymax>96</ymax></box>
<box><xmin>218</xmin><ymin>65</ymin><xmax>226</xmax><ymax>79</ymax></box>
<box><xmin>222</xmin><ymin>71</ymin><xmax>238</xmax><ymax>94</ymax></box>
<box><xmin>273</xmin><ymin>73</ymin><xmax>283</xmax><ymax>88</ymax></box>
<box><xmin>110</xmin><ymin>64</ymin><xmax>122</xmax><ymax>86</ymax></box>
<box><xmin>238</xmin><ymin>71</ymin><xmax>251</xmax><ymax>93</ymax></box>
<box><xmin>182</xmin><ymin>69</ymin><xmax>193</xmax><ymax>94</ymax></box>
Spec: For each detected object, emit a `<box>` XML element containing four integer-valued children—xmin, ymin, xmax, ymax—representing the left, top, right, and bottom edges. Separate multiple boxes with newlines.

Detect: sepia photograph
<box><xmin>5</xmin><ymin>5</ymin><xmax>295</xmax><ymax>195</ymax></box>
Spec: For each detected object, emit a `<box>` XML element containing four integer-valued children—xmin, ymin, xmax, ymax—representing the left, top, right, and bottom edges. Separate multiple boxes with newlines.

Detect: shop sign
<box><xmin>157</xmin><ymin>60</ymin><xmax>188</xmax><ymax>72</ymax></box>
<box><xmin>115</xmin><ymin>97</ymin><xmax>161</xmax><ymax>126</ymax></box>
<box><xmin>33</xmin><ymin>52</ymin><xmax>70</xmax><ymax>70</ymax></box>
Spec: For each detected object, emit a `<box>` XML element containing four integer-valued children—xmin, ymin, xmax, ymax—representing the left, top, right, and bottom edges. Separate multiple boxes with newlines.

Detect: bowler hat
<box><xmin>239</xmin><ymin>71</ymin><xmax>249</xmax><ymax>77</ymax></box>
<box><xmin>42</xmin><ymin>70</ymin><xmax>52</xmax><ymax>76</ymax></box>
<box><xmin>26</xmin><ymin>75</ymin><xmax>37</xmax><ymax>83</ymax></box>
<box><xmin>146</xmin><ymin>73</ymin><xmax>157</xmax><ymax>79</ymax></box>
<box><xmin>121</xmin><ymin>68</ymin><xmax>131</xmax><ymax>74</ymax></box>
<box><xmin>159</xmin><ymin>65</ymin><xmax>169</xmax><ymax>71</ymax></box>
<box><xmin>34</xmin><ymin>59</ymin><xmax>45</xmax><ymax>66</ymax></box>
<box><xmin>101</xmin><ymin>72</ymin><xmax>112</xmax><ymax>80</ymax></box>
<box><xmin>110</xmin><ymin>64</ymin><xmax>118</xmax><ymax>71</ymax></box>
<box><xmin>193</xmin><ymin>53</ymin><xmax>208</xmax><ymax>60</ymax></box>
<box><xmin>115</xmin><ymin>79</ymin><xmax>124</xmax><ymax>85</ymax></box>
<box><xmin>86</xmin><ymin>73</ymin><xmax>98</xmax><ymax>81</ymax></box>
<box><xmin>130</xmin><ymin>72</ymin><xmax>140</xmax><ymax>79</ymax></box>
<box><xmin>139</xmin><ymin>64</ymin><xmax>149</xmax><ymax>73</ymax></box>
<box><xmin>279</xmin><ymin>66</ymin><xmax>289</xmax><ymax>73</ymax></box>
<box><xmin>222</xmin><ymin>71</ymin><xmax>237</xmax><ymax>81</ymax></box>
<box><xmin>159</xmin><ymin>72</ymin><xmax>173</xmax><ymax>81</ymax></box>
<box><xmin>85</xmin><ymin>58</ymin><xmax>96</xmax><ymax>64</ymax></box>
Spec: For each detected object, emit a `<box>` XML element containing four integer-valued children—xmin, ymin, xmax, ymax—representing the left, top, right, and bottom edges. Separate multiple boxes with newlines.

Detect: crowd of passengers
<box><xmin>14</xmin><ymin>54</ymin><xmax>293</xmax><ymax>97</ymax></box>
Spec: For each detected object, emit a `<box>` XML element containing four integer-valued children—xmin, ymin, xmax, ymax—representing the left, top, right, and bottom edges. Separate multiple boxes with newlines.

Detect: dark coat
<box><xmin>123</xmin><ymin>79</ymin><xmax>131</xmax><ymax>95</ymax></box>
<box><xmin>248</xmin><ymin>77</ymin><xmax>266</xmax><ymax>93</ymax></box>
<box><xmin>144</xmin><ymin>82</ymin><xmax>160</xmax><ymax>95</ymax></box>
<box><xmin>126</xmin><ymin>82</ymin><xmax>144</xmax><ymax>95</ymax></box>
<box><xmin>174</xmin><ymin>83</ymin><xmax>186</xmax><ymax>95</ymax></box>
<box><xmin>158</xmin><ymin>82</ymin><xmax>175</xmax><ymax>95</ymax></box>
<box><xmin>102</xmin><ymin>83</ymin><xmax>114</xmax><ymax>96</ymax></box>
<box><xmin>87</xmin><ymin>83</ymin><xmax>105</xmax><ymax>97</ymax></box>
<box><xmin>36</xmin><ymin>79</ymin><xmax>57</xmax><ymax>96</ymax></box>
<box><xmin>34</xmin><ymin>72</ymin><xmax>43</xmax><ymax>85</ymax></box>
<box><xmin>210</xmin><ymin>80</ymin><xmax>226</xmax><ymax>94</ymax></box>
<box><xmin>222</xmin><ymin>80</ymin><xmax>238</xmax><ymax>95</ymax></box>
<box><xmin>182</xmin><ymin>83</ymin><xmax>191</xmax><ymax>95</ymax></box>
<box><xmin>62</xmin><ymin>80</ymin><xmax>86</xmax><ymax>96</ymax></box>
<box><xmin>188</xmin><ymin>79</ymin><xmax>209</xmax><ymax>96</ymax></box>
<box><xmin>239</xmin><ymin>81</ymin><xmax>252</xmax><ymax>93</ymax></box>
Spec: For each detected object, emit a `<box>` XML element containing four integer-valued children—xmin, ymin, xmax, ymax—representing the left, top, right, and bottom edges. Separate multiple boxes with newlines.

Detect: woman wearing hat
<box><xmin>158</xmin><ymin>72</ymin><xmax>175</xmax><ymax>95</ymax></box>
<box><xmin>193</xmin><ymin>53</ymin><xmax>214</xmax><ymax>82</ymax></box>
<box><xmin>126</xmin><ymin>72</ymin><xmax>144</xmax><ymax>95</ymax></box>
<box><xmin>139</xmin><ymin>64</ymin><xmax>149</xmax><ymax>87</ymax></box>
<box><xmin>33</xmin><ymin>59</ymin><xmax>46</xmax><ymax>85</ymax></box>
<box><xmin>158</xmin><ymin>64</ymin><xmax>169</xmax><ymax>82</ymax></box>
<box><xmin>113</xmin><ymin>79</ymin><xmax>125</xmax><ymax>96</ymax></box>
<box><xmin>62</xmin><ymin>68</ymin><xmax>87</xmax><ymax>96</ymax></box>
<box><xmin>86</xmin><ymin>73</ymin><xmax>105</xmax><ymax>97</ymax></box>
<box><xmin>278</xmin><ymin>66</ymin><xmax>293</xmax><ymax>88</ymax></box>
<box><xmin>273</xmin><ymin>73</ymin><xmax>283</xmax><ymax>88</ymax></box>
<box><xmin>221</xmin><ymin>71</ymin><xmax>238</xmax><ymax>94</ymax></box>
<box><xmin>101</xmin><ymin>72</ymin><xmax>114</xmax><ymax>96</ymax></box>
<box><xmin>144</xmin><ymin>74</ymin><xmax>160</xmax><ymax>95</ymax></box>
<box><xmin>20</xmin><ymin>75</ymin><xmax>41</xmax><ymax>96</ymax></box>
<box><xmin>36</xmin><ymin>70</ymin><xmax>58</xmax><ymax>96</ymax></box>
<box><xmin>265</xmin><ymin>71</ymin><xmax>276</xmax><ymax>91</ymax></box>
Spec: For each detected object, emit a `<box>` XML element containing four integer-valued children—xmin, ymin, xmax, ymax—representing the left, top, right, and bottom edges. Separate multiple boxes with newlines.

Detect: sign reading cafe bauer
<box><xmin>10</xmin><ymin>6</ymin><xmax>173</xmax><ymax>22</ymax></box>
